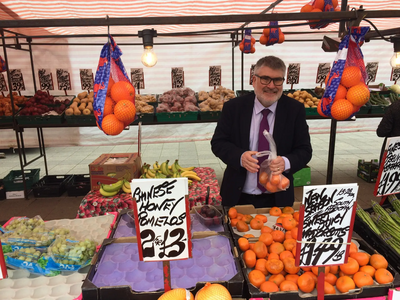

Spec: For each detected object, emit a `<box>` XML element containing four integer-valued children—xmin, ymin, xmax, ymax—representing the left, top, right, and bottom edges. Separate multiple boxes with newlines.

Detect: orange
<box><xmin>259</xmin><ymin>233</ymin><xmax>274</xmax><ymax>246</ymax></box>
<box><xmin>238</xmin><ymin>237</ymin><xmax>250</xmax><ymax>252</ymax></box>
<box><xmin>313</xmin><ymin>0</ymin><xmax>325</xmax><ymax>10</ymax></box>
<box><xmin>259</xmin><ymin>35</ymin><xmax>268</xmax><ymax>45</ymax></box>
<box><xmin>300</xmin><ymin>4</ymin><xmax>313</xmax><ymax>12</ymax></box>
<box><xmin>285</xmin><ymin>231</ymin><xmax>293</xmax><ymax>240</ymax></box>
<box><xmin>242</xmin><ymin>214</ymin><xmax>253</xmax><ymax>224</ymax></box>
<box><xmin>261</xmin><ymin>225</ymin><xmax>273</xmax><ymax>234</ymax></box>
<box><xmin>285</xmin><ymin>274</ymin><xmax>299</xmax><ymax>284</ymax></box>
<box><xmin>243</xmin><ymin>250</ymin><xmax>257</xmax><ymax>268</ymax></box>
<box><xmin>271</xmin><ymin>230</ymin><xmax>285</xmax><ymax>243</ymax></box>
<box><xmin>304</xmin><ymin>271</ymin><xmax>318</xmax><ymax>285</ymax></box>
<box><xmin>236</xmin><ymin>213</ymin><xmax>244</xmax><ymax>220</ymax></box>
<box><xmin>375</xmin><ymin>268</ymin><xmax>394</xmax><ymax>284</ymax></box>
<box><xmin>243</xmin><ymin>234</ymin><xmax>255</xmax><ymax>238</ymax></box>
<box><xmin>276</xmin><ymin>217</ymin><xmax>284</xmax><ymax>224</ymax></box>
<box><xmin>255</xmin><ymin>214</ymin><xmax>268</xmax><ymax>223</ymax></box>
<box><xmin>336</xmin><ymin>275</ymin><xmax>356</xmax><ymax>293</ymax></box>
<box><xmin>259</xmin><ymin>171</ymin><xmax>269</xmax><ymax>185</ymax></box>
<box><xmin>103</xmin><ymin>96</ymin><xmax>115</xmax><ymax>117</ymax></box>
<box><xmin>266</xmin><ymin>259</ymin><xmax>284</xmax><ymax>275</ymax></box>
<box><xmin>346</xmin><ymin>83</ymin><xmax>370</xmax><ymax>106</ymax></box>
<box><xmin>263</xmin><ymin>28</ymin><xmax>270</xmax><ymax>36</ymax></box>
<box><xmin>255</xmin><ymin>258</ymin><xmax>269</xmax><ymax>275</ymax></box>
<box><xmin>270</xmin><ymin>174</ymin><xmax>281</xmax><ymax>186</ymax></box>
<box><xmin>266</xmin><ymin>181</ymin><xmax>278</xmax><ymax>193</ymax></box>
<box><xmin>311</xmin><ymin>266</ymin><xmax>330</xmax><ymax>276</ymax></box>
<box><xmin>106</xmin><ymin>77</ymin><xmax>115</xmax><ymax>96</ymax></box>
<box><xmin>248</xmin><ymin>269</ymin><xmax>266</xmax><ymax>288</ymax></box>
<box><xmin>250</xmin><ymin>218</ymin><xmax>264</xmax><ymax>230</ymax></box>
<box><xmin>340</xmin><ymin>257</ymin><xmax>359</xmax><ymax>275</ymax></box>
<box><xmin>341</xmin><ymin>66</ymin><xmax>362</xmax><ymax>88</ymax></box>
<box><xmin>359</xmin><ymin>265</ymin><xmax>376</xmax><ymax>278</ymax></box>
<box><xmin>111</xmin><ymin>81</ymin><xmax>135</xmax><ymax>102</ymax></box>
<box><xmin>325</xmin><ymin>272</ymin><xmax>338</xmax><ymax>285</ymax></box>
<box><xmin>114</xmin><ymin>100</ymin><xmax>136</xmax><ymax>125</ymax></box>
<box><xmin>330</xmin><ymin>265</ymin><xmax>339</xmax><ymax>274</ymax></box>
<box><xmin>282</xmin><ymin>206</ymin><xmax>295</xmax><ymax>214</ymax></box>
<box><xmin>280</xmin><ymin>280</ymin><xmax>298</xmax><ymax>291</ymax></box>
<box><xmin>331</xmin><ymin>99</ymin><xmax>354</xmax><ymax>121</ymax></box>
<box><xmin>297</xmin><ymin>273</ymin><xmax>315</xmax><ymax>293</ymax></box>
<box><xmin>101</xmin><ymin>114</ymin><xmax>125</xmax><ymax>136</ymax></box>
<box><xmin>283</xmin><ymin>239</ymin><xmax>296</xmax><ymax>252</ymax></box>
<box><xmin>239</xmin><ymin>41</ymin><xmax>244</xmax><ymax>52</ymax></box>
<box><xmin>269</xmin><ymin>273</ymin><xmax>285</xmax><ymax>286</ymax></box>
<box><xmin>353</xmin><ymin>271</ymin><xmax>374</xmax><ymax>288</ymax></box>
<box><xmin>269</xmin><ymin>207</ymin><xmax>282</xmax><ymax>216</ymax></box>
<box><xmin>291</xmin><ymin>227</ymin><xmax>299</xmax><ymax>240</ymax></box>
<box><xmin>334</xmin><ymin>84</ymin><xmax>348</xmax><ymax>101</ymax></box>
<box><xmin>268</xmin><ymin>253</ymin><xmax>280</xmax><ymax>260</ymax></box>
<box><xmin>254</xmin><ymin>241</ymin><xmax>269</xmax><ymax>259</ymax></box>
<box><xmin>269</xmin><ymin>242</ymin><xmax>285</xmax><ymax>255</ymax></box>
<box><xmin>332</xmin><ymin>0</ymin><xmax>338</xmax><ymax>8</ymax></box>
<box><xmin>250</xmin><ymin>46</ymin><xmax>255</xmax><ymax>53</ymax></box>
<box><xmin>369</xmin><ymin>254</ymin><xmax>388</xmax><ymax>270</ymax></box>
<box><xmin>349</xmin><ymin>242</ymin><xmax>358</xmax><ymax>254</ymax></box>
<box><xmin>350</xmin><ymin>252</ymin><xmax>370</xmax><ymax>267</ymax></box>
<box><xmin>236</xmin><ymin>220</ymin><xmax>249</xmax><ymax>232</ymax></box>
<box><xmin>230</xmin><ymin>218</ymin><xmax>239</xmax><ymax>227</ymax></box>
<box><xmin>324</xmin><ymin>281</ymin><xmax>336</xmax><ymax>295</ymax></box>
<box><xmin>279</xmin><ymin>250</ymin><xmax>294</xmax><ymax>261</ymax></box>
<box><xmin>283</xmin><ymin>257</ymin><xmax>300</xmax><ymax>274</ymax></box>
<box><xmin>228</xmin><ymin>207</ymin><xmax>237</xmax><ymax>219</ymax></box>
<box><xmin>260</xmin><ymin>281</ymin><xmax>279</xmax><ymax>293</ymax></box>
<box><xmin>282</xmin><ymin>217</ymin><xmax>296</xmax><ymax>231</ymax></box>
<box><xmin>278</xmin><ymin>32</ymin><xmax>285</xmax><ymax>44</ymax></box>
<box><xmin>317</xmin><ymin>100</ymin><xmax>328</xmax><ymax>117</ymax></box>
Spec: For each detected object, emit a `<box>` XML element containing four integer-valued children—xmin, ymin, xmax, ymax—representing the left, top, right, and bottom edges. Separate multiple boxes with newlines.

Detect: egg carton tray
<box><xmin>0</xmin><ymin>268</ymin><xmax>86</xmax><ymax>300</ymax></box>
<box><xmin>82</xmin><ymin>232</ymin><xmax>245</xmax><ymax>300</ymax></box>
<box><xmin>44</xmin><ymin>213</ymin><xmax>117</xmax><ymax>245</ymax></box>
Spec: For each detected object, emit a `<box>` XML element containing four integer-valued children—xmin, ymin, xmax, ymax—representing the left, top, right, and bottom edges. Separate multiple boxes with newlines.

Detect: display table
<box><xmin>76</xmin><ymin>167</ymin><xmax>222</xmax><ymax>218</ymax></box>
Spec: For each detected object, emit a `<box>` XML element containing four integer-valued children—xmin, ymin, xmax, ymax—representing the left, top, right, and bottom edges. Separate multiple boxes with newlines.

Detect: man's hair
<box><xmin>254</xmin><ymin>56</ymin><xmax>286</xmax><ymax>74</ymax></box>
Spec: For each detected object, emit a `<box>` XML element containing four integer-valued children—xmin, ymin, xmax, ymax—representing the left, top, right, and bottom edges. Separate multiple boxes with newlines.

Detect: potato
<box><xmin>293</xmin><ymin>91</ymin><xmax>300</xmax><ymax>97</ymax></box>
<box><xmin>307</xmin><ymin>100</ymin><xmax>314</xmax><ymax>106</ymax></box>
<box><xmin>287</xmin><ymin>93</ymin><xmax>294</xmax><ymax>98</ymax></box>
<box><xmin>304</xmin><ymin>104</ymin><xmax>310</xmax><ymax>108</ymax></box>
<box><xmin>295</xmin><ymin>96</ymin><xmax>300</xmax><ymax>101</ymax></box>
<box><xmin>299</xmin><ymin>99</ymin><xmax>305</xmax><ymax>103</ymax></box>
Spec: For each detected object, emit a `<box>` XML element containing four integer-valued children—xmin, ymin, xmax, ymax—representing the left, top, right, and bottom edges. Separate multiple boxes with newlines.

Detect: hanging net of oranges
<box><xmin>300</xmin><ymin>0</ymin><xmax>340</xmax><ymax>29</ymax></box>
<box><xmin>259</xmin><ymin>21</ymin><xmax>285</xmax><ymax>46</ymax></box>
<box><xmin>93</xmin><ymin>35</ymin><xmax>137</xmax><ymax>136</ymax></box>
<box><xmin>319</xmin><ymin>27</ymin><xmax>370</xmax><ymax>121</ymax></box>
<box><xmin>239</xmin><ymin>28</ymin><xmax>256</xmax><ymax>54</ymax></box>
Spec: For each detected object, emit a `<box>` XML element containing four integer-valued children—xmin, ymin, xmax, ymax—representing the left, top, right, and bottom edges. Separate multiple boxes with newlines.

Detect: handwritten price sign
<box><xmin>131</xmin><ymin>178</ymin><xmax>191</xmax><ymax>262</ymax></box>
<box><xmin>296</xmin><ymin>184</ymin><xmax>358</xmax><ymax>267</ymax></box>
<box><xmin>375</xmin><ymin>136</ymin><xmax>400</xmax><ymax>196</ymax></box>
<box><xmin>209</xmin><ymin>66</ymin><xmax>221</xmax><ymax>87</ymax></box>
<box><xmin>80</xmin><ymin>69</ymin><xmax>94</xmax><ymax>90</ymax></box>
<box><xmin>38</xmin><ymin>69</ymin><xmax>54</xmax><ymax>90</ymax></box>
<box><xmin>316</xmin><ymin>63</ymin><xmax>331</xmax><ymax>84</ymax></box>
<box><xmin>10</xmin><ymin>69</ymin><xmax>25</xmax><ymax>91</ymax></box>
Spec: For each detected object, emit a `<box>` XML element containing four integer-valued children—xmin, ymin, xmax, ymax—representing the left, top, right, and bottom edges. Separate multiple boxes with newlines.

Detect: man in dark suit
<box><xmin>211</xmin><ymin>56</ymin><xmax>312</xmax><ymax>208</ymax></box>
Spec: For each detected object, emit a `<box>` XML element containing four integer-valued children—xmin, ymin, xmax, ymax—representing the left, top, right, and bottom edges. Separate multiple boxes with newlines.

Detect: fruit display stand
<box><xmin>81</xmin><ymin>232</ymin><xmax>245</xmax><ymax>300</ymax></box>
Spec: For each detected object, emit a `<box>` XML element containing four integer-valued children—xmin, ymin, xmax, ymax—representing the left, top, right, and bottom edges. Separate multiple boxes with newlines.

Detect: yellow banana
<box><xmin>181</xmin><ymin>171</ymin><xmax>198</xmax><ymax>177</ymax></box>
<box><xmin>160</xmin><ymin>160</ymin><xmax>170</xmax><ymax>176</ymax></box>
<box><xmin>122</xmin><ymin>184</ymin><xmax>131</xmax><ymax>194</ymax></box>
<box><xmin>99</xmin><ymin>186</ymin><xmax>119</xmax><ymax>197</ymax></box>
<box><xmin>181</xmin><ymin>166</ymin><xmax>195</xmax><ymax>172</ymax></box>
<box><xmin>182</xmin><ymin>173</ymin><xmax>201</xmax><ymax>181</ymax></box>
<box><xmin>101</xmin><ymin>180</ymin><xmax>124</xmax><ymax>192</ymax></box>
<box><xmin>146</xmin><ymin>171</ymin><xmax>155</xmax><ymax>179</ymax></box>
<box><xmin>153</xmin><ymin>161</ymin><xmax>160</xmax><ymax>170</ymax></box>
<box><xmin>123</xmin><ymin>180</ymin><xmax>130</xmax><ymax>189</ymax></box>
<box><xmin>147</xmin><ymin>168</ymin><xmax>156</xmax><ymax>177</ymax></box>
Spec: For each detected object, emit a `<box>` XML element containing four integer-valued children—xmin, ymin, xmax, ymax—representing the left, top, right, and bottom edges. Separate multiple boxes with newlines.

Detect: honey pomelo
<box><xmin>331</xmin><ymin>99</ymin><xmax>353</xmax><ymax>120</ymax></box>
<box><xmin>158</xmin><ymin>288</ymin><xmax>194</xmax><ymax>300</ymax></box>
<box><xmin>194</xmin><ymin>282</ymin><xmax>232</xmax><ymax>300</ymax></box>
<box><xmin>341</xmin><ymin>66</ymin><xmax>362</xmax><ymax>88</ymax></box>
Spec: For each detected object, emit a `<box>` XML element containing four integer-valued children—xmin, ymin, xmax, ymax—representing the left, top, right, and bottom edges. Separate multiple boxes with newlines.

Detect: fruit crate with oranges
<box><xmin>81</xmin><ymin>232</ymin><xmax>245</xmax><ymax>300</ymax></box>
<box><xmin>241</xmin><ymin>236</ymin><xmax>400</xmax><ymax>300</ymax></box>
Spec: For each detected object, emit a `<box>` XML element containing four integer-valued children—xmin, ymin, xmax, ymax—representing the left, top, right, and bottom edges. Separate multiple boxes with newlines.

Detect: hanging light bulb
<box><xmin>138</xmin><ymin>29</ymin><xmax>157</xmax><ymax>68</ymax></box>
<box><xmin>390</xmin><ymin>35</ymin><xmax>400</xmax><ymax>68</ymax></box>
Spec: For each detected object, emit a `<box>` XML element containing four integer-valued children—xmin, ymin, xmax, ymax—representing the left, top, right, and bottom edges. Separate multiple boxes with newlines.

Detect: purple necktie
<box><xmin>257</xmin><ymin>108</ymin><xmax>270</xmax><ymax>192</ymax></box>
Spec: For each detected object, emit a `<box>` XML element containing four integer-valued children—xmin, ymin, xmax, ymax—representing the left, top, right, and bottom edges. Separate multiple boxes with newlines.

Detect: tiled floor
<box><xmin>0</xmin><ymin>122</ymin><xmax>384</xmax><ymax>224</ymax></box>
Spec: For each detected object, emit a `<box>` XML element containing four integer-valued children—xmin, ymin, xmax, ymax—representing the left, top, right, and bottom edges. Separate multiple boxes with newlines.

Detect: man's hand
<box><xmin>269</xmin><ymin>156</ymin><xmax>285</xmax><ymax>174</ymax></box>
<box><xmin>241</xmin><ymin>151</ymin><xmax>259</xmax><ymax>173</ymax></box>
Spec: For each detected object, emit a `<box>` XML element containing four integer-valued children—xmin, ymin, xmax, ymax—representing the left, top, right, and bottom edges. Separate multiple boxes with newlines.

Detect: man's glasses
<box><xmin>254</xmin><ymin>74</ymin><xmax>285</xmax><ymax>86</ymax></box>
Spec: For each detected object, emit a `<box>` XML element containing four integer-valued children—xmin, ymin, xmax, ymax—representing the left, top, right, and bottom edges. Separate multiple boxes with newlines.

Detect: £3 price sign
<box><xmin>0</xmin><ymin>239</ymin><xmax>7</xmax><ymax>280</ymax></box>
<box><xmin>296</xmin><ymin>183</ymin><xmax>358</xmax><ymax>268</ymax></box>
<box><xmin>131</xmin><ymin>178</ymin><xmax>191</xmax><ymax>262</ymax></box>
<box><xmin>375</xmin><ymin>136</ymin><xmax>400</xmax><ymax>197</ymax></box>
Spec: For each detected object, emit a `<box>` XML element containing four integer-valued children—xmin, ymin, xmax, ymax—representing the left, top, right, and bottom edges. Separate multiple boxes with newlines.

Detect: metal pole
<box><xmin>326</xmin><ymin>119</ymin><xmax>337</xmax><ymax>184</ymax></box>
<box><xmin>27</xmin><ymin>37</ymin><xmax>37</xmax><ymax>91</ymax></box>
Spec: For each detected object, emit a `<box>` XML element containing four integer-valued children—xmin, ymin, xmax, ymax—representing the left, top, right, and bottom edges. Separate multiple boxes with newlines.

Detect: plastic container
<box><xmin>66</xmin><ymin>174</ymin><xmax>91</xmax><ymax>196</ymax></box>
<box><xmin>193</xmin><ymin>204</ymin><xmax>223</xmax><ymax>227</ymax></box>
<box><xmin>32</xmin><ymin>174</ymin><xmax>72</xmax><ymax>197</ymax></box>
<box><xmin>156</xmin><ymin>111</ymin><xmax>198</xmax><ymax>122</ymax></box>
<box><xmin>199</xmin><ymin>111</ymin><xmax>221</xmax><ymax>121</ymax></box>
<box><xmin>3</xmin><ymin>169</ymin><xmax>40</xmax><ymax>191</ymax></box>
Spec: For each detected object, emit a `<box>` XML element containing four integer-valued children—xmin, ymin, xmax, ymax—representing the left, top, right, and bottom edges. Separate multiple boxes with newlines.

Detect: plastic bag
<box><xmin>319</xmin><ymin>27</ymin><xmax>370</xmax><ymax>120</ymax></box>
<box><xmin>256</xmin><ymin>131</ymin><xmax>290</xmax><ymax>193</ymax></box>
<box><xmin>93</xmin><ymin>35</ymin><xmax>134</xmax><ymax>132</ymax></box>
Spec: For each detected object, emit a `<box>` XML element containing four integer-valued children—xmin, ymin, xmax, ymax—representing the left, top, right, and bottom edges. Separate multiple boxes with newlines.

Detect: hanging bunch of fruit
<box><xmin>300</xmin><ymin>0</ymin><xmax>340</xmax><ymax>29</ymax></box>
<box><xmin>239</xmin><ymin>29</ymin><xmax>256</xmax><ymax>54</ymax></box>
<box><xmin>259</xmin><ymin>21</ymin><xmax>284</xmax><ymax>46</ymax></box>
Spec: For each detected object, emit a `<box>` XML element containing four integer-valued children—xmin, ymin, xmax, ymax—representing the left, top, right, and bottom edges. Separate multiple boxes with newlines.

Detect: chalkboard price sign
<box><xmin>316</xmin><ymin>63</ymin><xmax>331</xmax><ymax>84</ymax></box>
<box><xmin>131</xmin><ymin>178</ymin><xmax>191</xmax><ymax>262</ymax></box>
<box><xmin>171</xmin><ymin>67</ymin><xmax>184</xmax><ymax>89</ymax></box>
<box><xmin>209</xmin><ymin>66</ymin><xmax>221</xmax><ymax>87</ymax></box>
<box><xmin>296</xmin><ymin>183</ymin><xmax>358</xmax><ymax>267</ymax></box>
<box><xmin>38</xmin><ymin>69</ymin><xmax>54</xmax><ymax>90</ymax></box>
<box><xmin>286</xmin><ymin>63</ymin><xmax>301</xmax><ymax>85</ymax></box>
<box><xmin>375</xmin><ymin>136</ymin><xmax>400</xmax><ymax>196</ymax></box>
<box><xmin>391</xmin><ymin>67</ymin><xmax>400</xmax><ymax>82</ymax></box>
<box><xmin>10</xmin><ymin>69</ymin><xmax>25</xmax><ymax>91</ymax></box>
<box><xmin>80</xmin><ymin>69</ymin><xmax>94</xmax><ymax>90</ymax></box>
<box><xmin>56</xmin><ymin>69</ymin><xmax>71</xmax><ymax>91</ymax></box>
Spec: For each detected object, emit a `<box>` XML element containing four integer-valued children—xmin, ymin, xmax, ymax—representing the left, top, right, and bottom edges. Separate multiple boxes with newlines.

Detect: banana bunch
<box><xmin>122</xmin><ymin>180</ymin><xmax>131</xmax><ymax>194</ymax></box>
<box><xmin>139</xmin><ymin>159</ymin><xmax>201</xmax><ymax>182</ymax></box>
<box><xmin>99</xmin><ymin>179</ymin><xmax>124</xmax><ymax>197</ymax></box>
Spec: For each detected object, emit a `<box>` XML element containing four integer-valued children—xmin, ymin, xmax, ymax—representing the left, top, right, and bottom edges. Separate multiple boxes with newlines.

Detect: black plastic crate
<box><xmin>32</xmin><ymin>174</ymin><xmax>72</xmax><ymax>197</ymax></box>
<box><xmin>66</xmin><ymin>174</ymin><xmax>91</xmax><ymax>196</ymax></box>
<box><xmin>0</xmin><ymin>179</ymin><xmax>5</xmax><ymax>200</ymax></box>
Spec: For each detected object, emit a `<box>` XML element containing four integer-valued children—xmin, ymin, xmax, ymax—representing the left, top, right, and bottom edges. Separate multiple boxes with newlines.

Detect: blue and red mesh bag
<box><xmin>308</xmin><ymin>0</ymin><xmax>336</xmax><ymax>29</ymax></box>
<box><xmin>0</xmin><ymin>55</ymin><xmax>7</xmax><ymax>72</ymax></box>
<box><xmin>93</xmin><ymin>35</ymin><xmax>133</xmax><ymax>131</ymax></box>
<box><xmin>320</xmin><ymin>26</ymin><xmax>369</xmax><ymax>118</ymax></box>
<box><xmin>266</xmin><ymin>21</ymin><xmax>280</xmax><ymax>46</ymax></box>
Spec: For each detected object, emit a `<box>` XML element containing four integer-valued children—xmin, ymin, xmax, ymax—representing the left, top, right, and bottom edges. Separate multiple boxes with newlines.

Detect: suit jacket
<box><xmin>211</xmin><ymin>92</ymin><xmax>312</xmax><ymax>207</ymax></box>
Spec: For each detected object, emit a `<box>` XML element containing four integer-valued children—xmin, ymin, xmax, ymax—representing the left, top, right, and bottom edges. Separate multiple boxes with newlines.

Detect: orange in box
<box><xmin>89</xmin><ymin>153</ymin><xmax>142</xmax><ymax>191</ymax></box>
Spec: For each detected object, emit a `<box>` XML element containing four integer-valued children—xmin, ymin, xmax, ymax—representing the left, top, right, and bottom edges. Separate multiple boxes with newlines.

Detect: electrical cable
<box><xmin>363</xmin><ymin>18</ymin><xmax>391</xmax><ymax>42</ymax></box>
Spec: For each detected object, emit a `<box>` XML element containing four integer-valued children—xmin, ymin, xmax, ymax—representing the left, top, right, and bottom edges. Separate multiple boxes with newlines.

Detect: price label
<box><xmin>10</xmin><ymin>69</ymin><xmax>25</xmax><ymax>91</ymax></box>
<box><xmin>391</xmin><ymin>68</ymin><xmax>400</xmax><ymax>82</ymax></box>
<box><xmin>374</xmin><ymin>137</ymin><xmax>400</xmax><ymax>196</ymax></box>
<box><xmin>56</xmin><ymin>69</ymin><xmax>71</xmax><ymax>91</ymax></box>
<box><xmin>80</xmin><ymin>69</ymin><xmax>94</xmax><ymax>90</ymax></box>
<box><xmin>131</xmin><ymin>68</ymin><xmax>145</xmax><ymax>90</ymax></box>
<box><xmin>0</xmin><ymin>73</ymin><xmax>7</xmax><ymax>92</ymax></box>
<box><xmin>131</xmin><ymin>178</ymin><xmax>191</xmax><ymax>262</ymax></box>
<box><xmin>316</xmin><ymin>63</ymin><xmax>331</xmax><ymax>84</ymax></box>
<box><xmin>296</xmin><ymin>183</ymin><xmax>358</xmax><ymax>267</ymax></box>
<box><xmin>249</xmin><ymin>64</ymin><xmax>256</xmax><ymax>85</ymax></box>
<box><xmin>171</xmin><ymin>67</ymin><xmax>184</xmax><ymax>89</ymax></box>
<box><xmin>286</xmin><ymin>63</ymin><xmax>301</xmax><ymax>85</ymax></box>
<box><xmin>38</xmin><ymin>69</ymin><xmax>54</xmax><ymax>90</ymax></box>
<box><xmin>0</xmin><ymin>240</ymin><xmax>7</xmax><ymax>280</ymax></box>
<box><xmin>209</xmin><ymin>66</ymin><xmax>221</xmax><ymax>87</ymax></box>
<box><xmin>366</xmin><ymin>62</ymin><xmax>379</xmax><ymax>84</ymax></box>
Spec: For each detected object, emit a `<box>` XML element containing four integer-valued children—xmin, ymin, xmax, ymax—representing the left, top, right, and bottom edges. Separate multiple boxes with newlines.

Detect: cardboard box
<box><xmin>357</xmin><ymin>169</ymin><xmax>377</xmax><ymax>183</ymax></box>
<box><xmin>292</xmin><ymin>166</ymin><xmax>311</xmax><ymax>187</ymax></box>
<box><xmin>89</xmin><ymin>153</ymin><xmax>142</xmax><ymax>190</ymax></box>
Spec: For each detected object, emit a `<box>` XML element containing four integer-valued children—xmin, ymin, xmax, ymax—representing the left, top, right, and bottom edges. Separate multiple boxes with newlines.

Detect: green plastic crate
<box><xmin>199</xmin><ymin>111</ymin><xmax>221</xmax><ymax>121</ymax></box>
<box><xmin>65</xmin><ymin>114</ymin><xmax>96</xmax><ymax>125</ymax></box>
<box><xmin>305</xmin><ymin>107</ymin><xmax>319</xmax><ymax>116</ymax></box>
<box><xmin>3</xmin><ymin>169</ymin><xmax>40</xmax><ymax>191</ymax></box>
<box><xmin>133</xmin><ymin>113</ymin><xmax>155</xmax><ymax>124</ymax></box>
<box><xmin>156</xmin><ymin>111</ymin><xmax>199</xmax><ymax>122</ymax></box>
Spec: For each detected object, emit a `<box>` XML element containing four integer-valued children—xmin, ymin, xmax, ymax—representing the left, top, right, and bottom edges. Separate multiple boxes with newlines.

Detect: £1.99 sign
<box><xmin>296</xmin><ymin>183</ymin><xmax>358</xmax><ymax>267</ymax></box>
<box><xmin>131</xmin><ymin>178</ymin><xmax>191</xmax><ymax>262</ymax></box>
<box><xmin>375</xmin><ymin>136</ymin><xmax>400</xmax><ymax>196</ymax></box>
